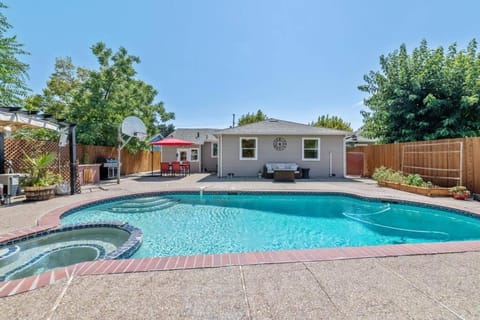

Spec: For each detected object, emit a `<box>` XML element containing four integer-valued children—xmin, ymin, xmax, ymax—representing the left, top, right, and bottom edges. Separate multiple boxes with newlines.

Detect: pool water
<box><xmin>61</xmin><ymin>194</ymin><xmax>480</xmax><ymax>258</ymax></box>
<box><xmin>0</xmin><ymin>226</ymin><xmax>135</xmax><ymax>281</ymax></box>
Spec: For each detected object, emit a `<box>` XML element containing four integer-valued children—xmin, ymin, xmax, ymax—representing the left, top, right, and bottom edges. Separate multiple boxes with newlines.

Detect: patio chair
<box><xmin>160</xmin><ymin>162</ymin><xmax>171</xmax><ymax>176</ymax></box>
<box><xmin>182</xmin><ymin>161</ymin><xmax>190</xmax><ymax>175</ymax></box>
<box><xmin>171</xmin><ymin>161</ymin><xmax>182</xmax><ymax>176</ymax></box>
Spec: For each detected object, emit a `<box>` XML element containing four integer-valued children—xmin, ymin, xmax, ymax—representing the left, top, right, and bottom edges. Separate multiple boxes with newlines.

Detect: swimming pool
<box><xmin>61</xmin><ymin>193</ymin><xmax>480</xmax><ymax>258</ymax></box>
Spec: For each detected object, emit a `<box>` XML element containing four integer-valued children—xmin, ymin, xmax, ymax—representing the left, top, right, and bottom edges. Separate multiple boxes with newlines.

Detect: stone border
<box><xmin>0</xmin><ymin>222</ymin><xmax>142</xmax><ymax>293</ymax></box>
<box><xmin>1</xmin><ymin>190</ymin><xmax>480</xmax><ymax>297</ymax></box>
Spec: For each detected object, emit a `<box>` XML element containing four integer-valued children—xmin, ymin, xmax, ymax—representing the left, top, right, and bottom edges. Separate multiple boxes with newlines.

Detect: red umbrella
<box><xmin>150</xmin><ymin>137</ymin><xmax>193</xmax><ymax>146</ymax></box>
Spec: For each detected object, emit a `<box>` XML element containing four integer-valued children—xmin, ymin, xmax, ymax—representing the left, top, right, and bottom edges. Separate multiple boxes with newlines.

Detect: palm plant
<box><xmin>20</xmin><ymin>153</ymin><xmax>62</xmax><ymax>187</ymax></box>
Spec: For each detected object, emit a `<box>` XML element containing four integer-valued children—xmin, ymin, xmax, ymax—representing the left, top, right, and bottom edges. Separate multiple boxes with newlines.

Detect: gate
<box><xmin>347</xmin><ymin>152</ymin><xmax>364</xmax><ymax>176</ymax></box>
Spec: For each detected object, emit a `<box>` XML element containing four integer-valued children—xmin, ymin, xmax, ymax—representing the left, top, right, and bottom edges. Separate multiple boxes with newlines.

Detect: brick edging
<box><xmin>2</xmin><ymin>190</ymin><xmax>480</xmax><ymax>297</ymax></box>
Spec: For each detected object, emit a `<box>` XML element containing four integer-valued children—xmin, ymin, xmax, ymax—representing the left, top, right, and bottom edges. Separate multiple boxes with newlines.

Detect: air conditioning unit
<box><xmin>0</xmin><ymin>174</ymin><xmax>20</xmax><ymax>203</ymax></box>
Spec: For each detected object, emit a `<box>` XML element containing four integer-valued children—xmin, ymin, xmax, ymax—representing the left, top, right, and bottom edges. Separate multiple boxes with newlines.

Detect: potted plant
<box><xmin>20</xmin><ymin>152</ymin><xmax>63</xmax><ymax>201</ymax></box>
<box><xmin>449</xmin><ymin>186</ymin><xmax>471</xmax><ymax>200</ymax></box>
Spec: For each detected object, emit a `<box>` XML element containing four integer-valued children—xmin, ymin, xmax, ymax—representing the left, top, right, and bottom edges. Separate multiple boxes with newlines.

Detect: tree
<box><xmin>310</xmin><ymin>114</ymin><xmax>352</xmax><ymax>131</ymax></box>
<box><xmin>157</xmin><ymin>123</ymin><xmax>175</xmax><ymax>137</ymax></box>
<box><xmin>359</xmin><ymin>39</ymin><xmax>480</xmax><ymax>143</ymax></box>
<box><xmin>29</xmin><ymin>43</ymin><xmax>175</xmax><ymax>149</ymax></box>
<box><xmin>23</xmin><ymin>57</ymin><xmax>84</xmax><ymax>116</ymax></box>
<box><xmin>41</xmin><ymin>57</ymin><xmax>82</xmax><ymax>118</ymax></box>
<box><xmin>0</xmin><ymin>2</ymin><xmax>30</xmax><ymax>105</ymax></box>
<box><xmin>237</xmin><ymin>109</ymin><xmax>267</xmax><ymax>126</ymax></box>
<box><xmin>70</xmin><ymin>43</ymin><xmax>174</xmax><ymax>148</ymax></box>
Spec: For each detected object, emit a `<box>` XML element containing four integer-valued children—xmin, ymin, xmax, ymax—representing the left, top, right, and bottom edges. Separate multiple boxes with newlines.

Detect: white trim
<box><xmin>302</xmin><ymin>137</ymin><xmax>320</xmax><ymax>161</ymax></box>
<box><xmin>211</xmin><ymin>142</ymin><xmax>218</xmax><ymax>158</ymax></box>
<box><xmin>239</xmin><ymin>137</ymin><xmax>258</xmax><ymax>160</ymax></box>
<box><xmin>190</xmin><ymin>148</ymin><xmax>200</xmax><ymax>162</ymax></box>
<box><xmin>176</xmin><ymin>148</ymin><xmax>188</xmax><ymax>161</ymax></box>
<box><xmin>177</xmin><ymin>148</ymin><xmax>200</xmax><ymax>162</ymax></box>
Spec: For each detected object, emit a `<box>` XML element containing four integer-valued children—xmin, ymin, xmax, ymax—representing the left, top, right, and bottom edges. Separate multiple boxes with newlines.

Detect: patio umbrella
<box><xmin>150</xmin><ymin>137</ymin><xmax>193</xmax><ymax>146</ymax></box>
<box><xmin>150</xmin><ymin>137</ymin><xmax>193</xmax><ymax>176</ymax></box>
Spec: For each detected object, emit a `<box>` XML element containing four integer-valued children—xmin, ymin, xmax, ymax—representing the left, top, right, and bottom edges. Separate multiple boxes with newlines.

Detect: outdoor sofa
<box><xmin>263</xmin><ymin>162</ymin><xmax>302</xmax><ymax>181</ymax></box>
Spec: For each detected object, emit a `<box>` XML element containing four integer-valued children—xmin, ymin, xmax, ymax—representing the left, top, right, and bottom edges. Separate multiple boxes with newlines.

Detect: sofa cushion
<box><xmin>265</xmin><ymin>162</ymin><xmax>299</xmax><ymax>173</ymax></box>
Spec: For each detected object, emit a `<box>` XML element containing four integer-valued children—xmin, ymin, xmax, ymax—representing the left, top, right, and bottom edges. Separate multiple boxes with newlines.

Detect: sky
<box><xmin>5</xmin><ymin>0</ymin><xmax>480</xmax><ymax>130</ymax></box>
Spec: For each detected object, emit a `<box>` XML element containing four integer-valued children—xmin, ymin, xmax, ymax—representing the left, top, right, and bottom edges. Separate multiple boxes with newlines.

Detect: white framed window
<box><xmin>177</xmin><ymin>149</ymin><xmax>188</xmax><ymax>161</ymax></box>
<box><xmin>190</xmin><ymin>148</ymin><xmax>199</xmax><ymax>162</ymax></box>
<box><xmin>302</xmin><ymin>138</ymin><xmax>320</xmax><ymax>161</ymax></box>
<box><xmin>177</xmin><ymin>148</ymin><xmax>200</xmax><ymax>162</ymax></box>
<box><xmin>211</xmin><ymin>143</ymin><xmax>218</xmax><ymax>158</ymax></box>
<box><xmin>240</xmin><ymin>137</ymin><xmax>257</xmax><ymax>160</ymax></box>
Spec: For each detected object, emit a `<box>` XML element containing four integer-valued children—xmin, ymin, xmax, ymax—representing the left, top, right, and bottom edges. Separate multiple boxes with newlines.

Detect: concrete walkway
<box><xmin>1</xmin><ymin>174</ymin><xmax>480</xmax><ymax>319</ymax></box>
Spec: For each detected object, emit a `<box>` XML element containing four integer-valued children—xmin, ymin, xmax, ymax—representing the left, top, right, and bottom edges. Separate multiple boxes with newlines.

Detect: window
<box><xmin>302</xmin><ymin>138</ymin><xmax>320</xmax><ymax>160</ymax></box>
<box><xmin>211</xmin><ymin>143</ymin><xmax>218</xmax><ymax>158</ymax></box>
<box><xmin>190</xmin><ymin>148</ymin><xmax>199</xmax><ymax>161</ymax></box>
<box><xmin>240</xmin><ymin>137</ymin><xmax>257</xmax><ymax>160</ymax></box>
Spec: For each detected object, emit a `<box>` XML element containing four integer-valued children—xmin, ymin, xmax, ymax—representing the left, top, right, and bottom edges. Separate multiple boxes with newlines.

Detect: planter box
<box><xmin>377</xmin><ymin>181</ymin><xmax>450</xmax><ymax>197</ymax></box>
<box><xmin>23</xmin><ymin>185</ymin><xmax>56</xmax><ymax>201</ymax></box>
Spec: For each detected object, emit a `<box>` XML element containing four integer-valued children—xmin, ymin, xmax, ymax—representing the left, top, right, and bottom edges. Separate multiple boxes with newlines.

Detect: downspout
<box><xmin>218</xmin><ymin>134</ymin><xmax>222</xmax><ymax>177</ymax></box>
<box><xmin>329</xmin><ymin>152</ymin><xmax>333</xmax><ymax>177</ymax></box>
<box><xmin>343</xmin><ymin>135</ymin><xmax>347</xmax><ymax>178</ymax></box>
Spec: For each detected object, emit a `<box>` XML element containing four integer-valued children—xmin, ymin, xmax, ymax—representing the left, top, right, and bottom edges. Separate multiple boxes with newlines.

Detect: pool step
<box><xmin>113</xmin><ymin>198</ymin><xmax>173</xmax><ymax>209</ymax></box>
<box><xmin>109</xmin><ymin>200</ymin><xmax>178</xmax><ymax>213</ymax></box>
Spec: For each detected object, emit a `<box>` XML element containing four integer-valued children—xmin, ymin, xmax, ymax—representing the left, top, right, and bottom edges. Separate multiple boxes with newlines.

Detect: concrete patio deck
<box><xmin>1</xmin><ymin>174</ymin><xmax>479</xmax><ymax>319</ymax></box>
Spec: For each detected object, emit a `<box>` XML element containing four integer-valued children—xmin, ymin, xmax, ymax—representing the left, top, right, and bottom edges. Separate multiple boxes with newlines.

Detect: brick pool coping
<box><xmin>1</xmin><ymin>191</ymin><xmax>480</xmax><ymax>297</ymax></box>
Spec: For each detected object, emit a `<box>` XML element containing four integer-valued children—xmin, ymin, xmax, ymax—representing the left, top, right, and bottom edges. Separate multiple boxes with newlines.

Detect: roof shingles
<box><xmin>216</xmin><ymin>119</ymin><xmax>350</xmax><ymax>136</ymax></box>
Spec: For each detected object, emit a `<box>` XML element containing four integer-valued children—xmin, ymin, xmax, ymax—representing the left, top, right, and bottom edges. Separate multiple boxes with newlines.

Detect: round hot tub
<box><xmin>0</xmin><ymin>222</ymin><xmax>142</xmax><ymax>281</ymax></box>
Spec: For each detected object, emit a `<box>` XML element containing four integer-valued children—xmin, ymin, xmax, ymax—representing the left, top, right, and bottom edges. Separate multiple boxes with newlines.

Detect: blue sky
<box><xmin>5</xmin><ymin>0</ymin><xmax>480</xmax><ymax>130</ymax></box>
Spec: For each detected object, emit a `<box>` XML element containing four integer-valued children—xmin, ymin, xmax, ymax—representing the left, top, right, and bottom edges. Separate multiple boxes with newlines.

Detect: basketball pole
<box><xmin>117</xmin><ymin>125</ymin><xmax>135</xmax><ymax>184</ymax></box>
<box><xmin>116</xmin><ymin>116</ymin><xmax>147</xmax><ymax>184</ymax></box>
<box><xmin>117</xmin><ymin>124</ymin><xmax>122</xmax><ymax>184</ymax></box>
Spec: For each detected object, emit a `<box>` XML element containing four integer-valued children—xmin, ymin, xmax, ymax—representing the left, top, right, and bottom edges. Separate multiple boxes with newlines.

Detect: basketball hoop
<box><xmin>116</xmin><ymin>116</ymin><xmax>148</xmax><ymax>184</ymax></box>
<box><xmin>134</xmin><ymin>131</ymin><xmax>147</xmax><ymax>141</ymax></box>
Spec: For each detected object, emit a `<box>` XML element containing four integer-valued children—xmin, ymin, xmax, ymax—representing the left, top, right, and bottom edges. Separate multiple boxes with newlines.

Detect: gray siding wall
<box><xmin>219</xmin><ymin>135</ymin><xmax>344</xmax><ymax>177</ymax></box>
<box><xmin>161</xmin><ymin>145</ymin><xmax>201</xmax><ymax>173</ymax></box>
<box><xmin>202</xmin><ymin>142</ymin><xmax>218</xmax><ymax>172</ymax></box>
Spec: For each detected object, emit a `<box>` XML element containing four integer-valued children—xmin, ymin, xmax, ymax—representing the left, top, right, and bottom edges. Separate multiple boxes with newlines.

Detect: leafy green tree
<box><xmin>70</xmin><ymin>43</ymin><xmax>174</xmax><ymax>148</ymax></box>
<box><xmin>359</xmin><ymin>39</ymin><xmax>480</xmax><ymax>143</ymax></box>
<box><xmin>237</xmin><ymin>109</ymin><xmax>267</xmax><ymax>126</ymax></box>
<box><xmin>0</xmin><ymin>2</ymin><xmax>30</xmax><ymax>105</ymax></box>
<box><xmin>310</xmin><ymin>114</ymin><xmax>352</xmax><ymax>131</ymax></box>
<box><xmin>27</xmin><ymin>43</ymin><xmax>175</xmax><ymax>147</ymax></box>
<box><xmin>41</xmin><ymin>57</ymin><xmax>83</xmax><ymax>118</ymax></box>
<box><xmin>157</xmin><ymin>123</ymin><xmax>175</xmax><ymax>137</ymax></box>
<box><xmin>23</xmin><ymin>57</ymin><xmax>83</xmax><ymax>116</ymax></box>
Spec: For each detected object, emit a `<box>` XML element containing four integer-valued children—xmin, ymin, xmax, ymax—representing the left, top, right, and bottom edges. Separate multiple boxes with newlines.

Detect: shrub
<box><xmin>405</xmin><ymin>174</ymin><xmax>425</xmax><ymax>187</ymax></box>
<box><xmin>372</xmin><ymin>167</ymin><xmax>432</xmax><ymax>187</ymax></box>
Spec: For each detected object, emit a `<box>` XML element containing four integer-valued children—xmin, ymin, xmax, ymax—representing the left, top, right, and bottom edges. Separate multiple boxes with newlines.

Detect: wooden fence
<box><xmin>348</xmin><ymin>137</ymin><xmax>480</xmax><ymax>193</ymax></box>
<box><xmin>5</xmin><ymin>138</ymin><xmax>161</xmax><ymax>176</ymax></box>
<box><xmin>76</xmin><ymin>144</ymin><xmax>161</xmax><ymax>175</ymax></box>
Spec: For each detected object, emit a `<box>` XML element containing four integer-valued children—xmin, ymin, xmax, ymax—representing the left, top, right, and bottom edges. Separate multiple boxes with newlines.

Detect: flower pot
<box><xmin>23</xmin><ymin>185</ymin><xmax>56</xmax><ymax>201</ymax></box>
<box><xmin>452</xmin><ymin>193</ymin><xmax>469</xmax><ymax>200</ymax></box>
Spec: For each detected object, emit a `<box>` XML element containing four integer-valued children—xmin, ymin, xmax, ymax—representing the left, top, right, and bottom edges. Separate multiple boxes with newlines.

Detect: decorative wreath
<box><xmin>273</xmin><ymin>137</ymin><xmax>287</xmax><ymax>151</ymax></box>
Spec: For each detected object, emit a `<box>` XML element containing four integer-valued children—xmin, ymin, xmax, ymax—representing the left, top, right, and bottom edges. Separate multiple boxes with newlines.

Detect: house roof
<box><xmin>169</xmin><ymin>128</ymin><xmax>219</xmax><ymax>145</ymax></box>
<box><xmin>216</xmin><ymin>119</ymin><xmax>351</xmax><ymax>136</ymax></box>
<box><xmin>345</xmin><ymin>127</ymin><xmax>378</xmax><ymax>145</ymax></box>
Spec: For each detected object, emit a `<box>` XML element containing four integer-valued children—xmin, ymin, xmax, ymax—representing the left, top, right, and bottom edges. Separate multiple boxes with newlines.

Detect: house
<box><xmin>215</xmin><ymin>119</ymin><xmax>350</xmax><ymax>178</ymax></box>
<box><xmin>345</xmin><ymin>127</ymin><xmax>377</xmax><ymax>147</ymax></box>
<box><xmin>161</xmin><ymin>128</ymin><xmax>219</xmax><ymax>173</ymax></box>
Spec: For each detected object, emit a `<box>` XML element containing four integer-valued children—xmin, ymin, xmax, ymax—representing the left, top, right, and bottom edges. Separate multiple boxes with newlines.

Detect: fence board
<box><xmin>348</xmin><ymin>137</ymin><xmax>480</xmax><ymax>194</ymax></box>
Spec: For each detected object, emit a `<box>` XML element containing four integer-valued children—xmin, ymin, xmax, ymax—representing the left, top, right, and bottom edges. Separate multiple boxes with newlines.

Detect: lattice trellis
<box><xmin>4</xmin><ymin>138</ymin><xmax>81</xmax><ymax>193</ymax></box>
